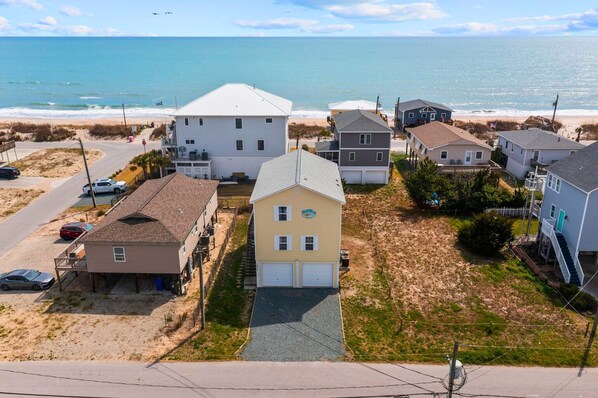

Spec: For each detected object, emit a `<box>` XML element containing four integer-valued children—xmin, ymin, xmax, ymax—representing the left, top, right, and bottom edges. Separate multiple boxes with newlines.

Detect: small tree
<box><xmin>132</xmin><ymin>153</ymin><xmax>149</xmax><ymax>180</ymax></box>
<box><xmin>404</xmin><ymin>158</ymin><xmax>452</xmax><ymax>206</ymax></box>
<box><xmin>458</xmin><ymin>212</ymin><xmax>514</xmax><ymax>256</ymax></box>
<box><xmin>318</xmin><ymin>128</ymin><xmax>332</xmax><ymax>142</ymax></box>
<box><xmin>301</xmin><ymin>144</ymin><xmax>310</xmax><ymax>152</ymax></box>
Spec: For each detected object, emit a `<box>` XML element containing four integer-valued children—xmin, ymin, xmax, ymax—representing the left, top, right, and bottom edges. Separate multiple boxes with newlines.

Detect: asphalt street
<box><xmin>0</xmin><ymin>361</ymin><xmax>595</xmax><ymax>398</ymax></box>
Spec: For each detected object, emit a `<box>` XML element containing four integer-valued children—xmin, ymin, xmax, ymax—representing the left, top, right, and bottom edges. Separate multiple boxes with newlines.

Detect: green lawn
<box><xmin>449</xmin><ymin>216</ymin><xmax>539</xmax><ymax>237</ymax></box>
<box><xmin>166</xmin><ymin>213</ymin><xmax>254</xmax><ymax>361</ymax></box>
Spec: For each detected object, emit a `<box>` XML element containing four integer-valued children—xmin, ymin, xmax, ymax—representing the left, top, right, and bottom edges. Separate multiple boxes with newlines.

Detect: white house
<box><xmin>162</xmin><ymin>83</ymin><xmax>292</xmax><ymax>179</ymax></box>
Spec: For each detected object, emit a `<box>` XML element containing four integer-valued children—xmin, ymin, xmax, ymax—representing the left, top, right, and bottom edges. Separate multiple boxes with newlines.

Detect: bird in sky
<box><xmin>153</xmin><ymin>12</ymin><xmax>159</xmax><ymax>15</ymax></box>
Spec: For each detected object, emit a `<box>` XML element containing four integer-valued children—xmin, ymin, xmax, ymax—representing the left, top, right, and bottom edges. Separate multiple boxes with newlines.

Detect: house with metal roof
<box><xmin>316</xmin><ymin>109</ymin><xmax>392</xmax><ymax>184</ymax></box>
<box><xmin>496</xmin><ymin>130</ymin><xmax>584</xmax><ymax>179</ymax></box>
<box><xmin>405</xmin><ymin>122</ymin><xmax>495</xmax><ymax>173</ymax></box>
<box><xmin>79</xmin><ymin>173</ymin><xmax>219</xmax><ymax>293</ymax></box>
<box><xmin>248</xmin><ymin>150</ymin><xmax>345</xmax><ymax>288</ymax></box>
<box><xmin>394</xmin><ymin>99</ymin><xmax>453</xmax><ymax>130</ymax></box>
<box><xmin>162</xmin><ymin>83</ymin><xmax>292</xmax><ymax>180</ymax></box>
<box><xmin>538</xmin><ymin>142</ymin><xmax>598</xmax><ymax>293</ymax></box>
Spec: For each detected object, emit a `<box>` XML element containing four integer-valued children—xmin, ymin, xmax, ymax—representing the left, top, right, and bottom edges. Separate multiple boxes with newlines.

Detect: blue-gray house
<box><xmin>395</xmin><ymin>99</ymin><xmax>453</xmax><ymax>131</ymax></box>
<box><xmin>538</xmin><ymin>142</ymin><xmax>598</xmax><ymax>290</ymax></box>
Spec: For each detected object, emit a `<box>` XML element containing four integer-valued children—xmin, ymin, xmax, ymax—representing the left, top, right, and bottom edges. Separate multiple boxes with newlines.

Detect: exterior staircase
<box><xmin>243</xmin><ymin>214</ymin><xmax>257</xmax><ymax>289</ymax></box>
<box><xmin>555</xmin><ymin>232</ymin><xmax>581</xmax><ymax>286</ymax></box>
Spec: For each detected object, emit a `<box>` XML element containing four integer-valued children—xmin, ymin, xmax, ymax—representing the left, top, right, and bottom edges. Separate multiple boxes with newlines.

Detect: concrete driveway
<box><xmin>242</xmin><ymin>288</ymin><xmax>345</xmax><ymax>362</ymax></box>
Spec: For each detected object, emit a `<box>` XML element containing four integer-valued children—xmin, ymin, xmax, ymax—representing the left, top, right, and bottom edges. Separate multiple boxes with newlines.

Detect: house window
<box><xmin>475</xmin><ymin>151</ymin><xmax>483</xmax><ymax>160</ymax></box>
<box><xmin>275</xmin><ymin>205</ymin><xmax>291</xmax><ymax>221</ymax></box>
<box><xmin>533</xmin><ymin>150</ymin><xmax>540</xmax><ymax>161</ymax></box>
<box><xmin>185</xmin><ymin>139</ymin><xmax>195</xmax><ymax>145</ymax></box>
<box><xmin>547</xmin><ymin>174</ymin><xmax>553</xmax><ymax>189</ymax></box>
<box><xmin>376</xmin><ymin>152</ymin><xmax>383</xmax><ymax>162</ymax></box>
<box><xmin>266</xmin><ymin>118</ymin><xmax>272</xmax><ymax>123</ymax></box>
<box><xmin>302</xmin><ymin>236</ymin><xmax>318</xmax><ymax>251</ymax></box>
<box><xmin>184</xmin><ymin>118</ymin><xmax>189</xmax><ymax>126</ymax></box>
<box><xmin>408</xmin><ymin>112</ymin><xmax>414</xmax><ymax>118</ymax></box>
<box><xmin>555</xmin><ymin>177</ymin><xmax>561</xmax><ymax>192</ymax></box>
<box><xmin>113</xmin><ymin>247</ymin><xmax>126</xmax><ymax>262</ymax></box>
<box><xmin>421</xmin><ymin>112</ymin><xmax>427</xmax><ymax>118</ymax></box>
<box><xmin>275</xmin><ymin>235</ymin><xmax>291</xmax><ymax>251</ymax></box>
<box><xmin>520</xmin><ymin>148</ymin><xmax>523</xmax><ymax>155</ymax></box>
<box><xmin>235</xmin><ymin>118</ymin><xmax>243</xmax><ymax>129</ymax></box>
<box><xmin>349</xmin><ymin>152</ymin><xmax>356</xmax><ymax>162</ymax></box>
<box><xmin>440</xmin><ymin>151</ymin><xmax>448</xmax><ymax>160</ymax></box>
<box><xmin>570</xmin><ymin>150</ymin><xmax>577</xmax><ymax>155</ymax></box>
<box><xmin>511</xmin><ymin>144</ymin><xmax>514</xmax><ymax>153</ymax></box>
<box><xmin>550</xmin><ymin>204</ymin><xmax>556</xmax><ymax>218</ymax></box>
<box><xmin>359</xmin><ymin>133</ymin><xmax>372</xmax><ymax>145</ymax></box>
<box><xmin>505</xmin><ymin>141</ymin><xmax>509</xmax><ymax>149</ymax></box>
<box><xmin>199</xmin><ymin>118</ymin><xmax>203</xmax><ymax>126</ymax></box>
<box><xmin>236</xmin><ymin>140</ymin><xmax>243</xmax><ymax>151</ymax></box>
<box><xmin>182</xmin><ymin>244</ymin><xmax>187</xmax><ymax>255</ymax></box>
<box><xmin>258</xmin><ymin>140</ymin><xmax>265</xmax><ymax>151</ymax></box>
<box><xmin>192</xmin><ymin>224</ymin><xmax>198</xmax><ymax>235</ymax></box>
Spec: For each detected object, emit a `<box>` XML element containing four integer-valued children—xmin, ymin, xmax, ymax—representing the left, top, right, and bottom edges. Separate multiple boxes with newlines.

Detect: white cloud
<box><xmin>0</xmin><ymin>16</ymin><xmax>9</xmax><ymax>30</ymax></box>
<box><xmin>308</xmin><ymin>23</ymin><xmax>354</xmax><ymax>33</ymax></box>
<box><xmin>235</xmin><ymin>18</ymin><xmax>318</xmax><ymax>30</ymax></box>
<box><xmin>0</xmin><ymin>0</ymin><xmax>43</xmax><ymax>11</ymax></box>
<box><xmin>59</xmin><ymin>5</ymin><xmax>92</xmax><ymax>17</ymax></box>
<box><xmin>17</xmin><ymin>21</ymin><xmax>116</xmax><ymax>35</ymax></box>
<box><xmin>38</xmin><ymin>15</ymin><xmax>56</xmax><ymax>25</ymax></box>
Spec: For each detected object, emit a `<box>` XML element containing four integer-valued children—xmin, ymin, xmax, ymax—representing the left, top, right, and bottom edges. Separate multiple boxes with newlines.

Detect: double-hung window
<box><xmin>475</xmin><ymin>151</ymin><xmax>483</xmax><ymax>160</ymax></box>
<box><xmin>199</xmin><ymin>118</ymin><xmax>203</xmax><ymax>126</ymax></box>
<box><xmin>440</xmin><ymin>151</ymin><xmax>448</xmax><ymax>160</ymax></box>
<box><xmin>359</xmin><ymin>133</ymin><xmax>372</xmax><ymax>145</ymax></box>
<box><xmin>113</xmin><ymin>247</ymin><xmax>126</xmax><ymax>262</ymax></box>
<box><xmin>376</xmin><ymin>152</ymin><xmax>383</xmax><ymax>162</ymax></box>
<box><xmin>301</xmin><ymin>236</ymin><xmax>318</xmax><ymax>251</ymax></box>
<box><xmin>533</xmin><ymin>150</ymin><xmax>540</xmax><ymax>161</ymax></box>
<box><xmin>550</xmin><ymin>204</ymin><xmax>556</xmax><ymax>219</ymax></box>
<box><xmin>349</xmin><ymin>152</ymin><xmax>356</xmax><ymax>162</ymax></box>
<box><xmin>408</xmin><ymin>112</ymin><xmax>414</xmax><ymax>118</ymax></box>
<box><xmin>236</xmin><ymin>140</ymin><xmax>243</xmax><ymax>151</ymax></box>
<box><xmin>275</xmin><ymin>235</ymin><xmax>292</xmax><ymax>251</ymax></box>
<box><xmin>275</xmin><ymin>205</ymin><xmax>291</xmax><ymax>221</ymax></box>
<box><xmin>185</xmin><ymin>139</ymin><xmax>195</xmax><ymax>145</ymax></box>
<box><xmin>235</xmin><ymin>118</ymin><xmax>243</xmax><ymax>129</ymax></box>
<box><xmin>184</xmin><ymin>118</ymin><xmax>189</xmax><ymax>126</ymax></box>
<box><xmin>258</xmin><ymin>140</ymin><xmax>265</xmax><ymax>151</ymax></box>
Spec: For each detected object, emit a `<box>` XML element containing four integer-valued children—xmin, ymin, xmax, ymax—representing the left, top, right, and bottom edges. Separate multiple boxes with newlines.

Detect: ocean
<box><xmin>1</xmin><ymin>36</ymin><xmax>598</xmax><ymax>119</ymax></box>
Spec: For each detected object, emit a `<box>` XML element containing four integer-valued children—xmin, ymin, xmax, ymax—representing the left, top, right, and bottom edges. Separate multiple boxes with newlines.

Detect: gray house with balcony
<box><xmin>538</xmin><ymin>142</ymin><xmax>598</xmax><ymax>291</ymax></box>
<box><xmin>496</xmin><ymin>130</ymin><xmax>584</xmax><ymax>179</ymax></box>
<box><xmin>315</xmin><ymin>109</ymin><xmax>392</xmax><ymax>184</ymax></box>
<box><xmin>395</xmin><ymin>99</ymin><xmax>453</xmax><ymax>131</ymax></box>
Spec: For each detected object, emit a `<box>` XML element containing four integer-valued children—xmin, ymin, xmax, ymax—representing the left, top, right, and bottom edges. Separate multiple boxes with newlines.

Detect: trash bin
<box><xmin>155</xmin><ymin>277</ymin><xmax>164</xmax><ymax>291</ymax></box>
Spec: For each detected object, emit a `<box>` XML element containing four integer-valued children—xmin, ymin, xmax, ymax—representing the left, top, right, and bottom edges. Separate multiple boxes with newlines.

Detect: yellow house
<box><xmin>249</xmin><ymin>150</ymin><xmax>346</xmax><ymax>288</ymax></box>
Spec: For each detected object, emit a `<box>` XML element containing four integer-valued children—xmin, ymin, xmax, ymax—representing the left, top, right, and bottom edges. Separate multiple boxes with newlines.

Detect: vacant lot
<box><xmin>340</xmin><ymin>169</ymin><xmax>596</xmax><ymax>366</ymax></box>
<box><xmin>0</xmin><ymin>188</ymin><xmax>44</xmax><ymax>221</ymax></box>
<box><xmin>11</xmin><ymin>148</ymin><xmax>103</xmax><ymax>178</ymax></box>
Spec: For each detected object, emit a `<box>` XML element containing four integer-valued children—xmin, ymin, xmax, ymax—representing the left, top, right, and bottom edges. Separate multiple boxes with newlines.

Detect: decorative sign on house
<box><xmin>301</xmin><ymin>209</ymin><xmax>317</xmax><ymax>219</ymax></box>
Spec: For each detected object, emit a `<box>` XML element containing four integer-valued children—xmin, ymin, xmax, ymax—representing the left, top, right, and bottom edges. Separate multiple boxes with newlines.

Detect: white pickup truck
<box><xmin>82</xmin><ymin>178</ymin><xmax>128</xmax><ymax>195</ymax></box>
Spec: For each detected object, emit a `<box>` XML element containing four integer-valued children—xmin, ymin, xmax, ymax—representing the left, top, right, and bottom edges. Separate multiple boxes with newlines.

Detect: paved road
<box><xmin>0</xmin><ymin>361</ymin><xmax>595</xmax><ymax>397</ymax></box>
<box><xmin>0</xmin><ymin>137</ymin><xmax>159</xmax><ymax>257</ymax></box>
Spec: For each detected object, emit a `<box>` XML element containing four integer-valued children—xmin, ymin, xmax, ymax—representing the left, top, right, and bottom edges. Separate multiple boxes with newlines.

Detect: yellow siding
<box><xmin>254</xmin><ymin>186</ymin><xmax>342</xmax><ymax>266</ymax></box>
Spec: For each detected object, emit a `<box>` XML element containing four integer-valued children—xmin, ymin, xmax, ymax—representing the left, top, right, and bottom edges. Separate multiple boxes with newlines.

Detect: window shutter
<box><xmin>314</xmin><ymin>236</ymin><xmax>319</xmax><ymax>251</ymax></box>
<box><xmin>273</xmin><ymin>206</ymin><xmax>279</xmax><ymax>221</ymax></box>
<box><xmin>287</xmin><ymin>205</ymin><xmax>292</xmax><ymax>221</ymax></box>
<box><xmin>300</xmin><ymin>236</ymin><xmax>306</xmax><ymax>251</ymax></box>
<box><xmin>287</xmin><ymin>236</ymin><xmax>292</xmax><ymax>251</ymax></box>
<box><xmin>274</xmin><ymin>235</ymin><xmax>279</xmax><ymax>250</ymax></box>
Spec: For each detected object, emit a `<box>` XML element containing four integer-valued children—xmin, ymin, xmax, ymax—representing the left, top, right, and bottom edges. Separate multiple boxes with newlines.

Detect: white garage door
<box><xmin>302</xmin><ymin>263</ymin><xmax>334</xmax><ymax>287</ymax></box>
<box><xmin>341</xmin><ymin>170</ymin><xmax>362</xmax><ymax>184</ymax></box>
<box><xmin>262</xmin><ymin>263</ymin><xmax>293</xmax><ymax>287</ymax></box>
<box><xmin>364</xmin><ymin>170</ymin><xmax>387</xmax><ymax>184</ymax></box>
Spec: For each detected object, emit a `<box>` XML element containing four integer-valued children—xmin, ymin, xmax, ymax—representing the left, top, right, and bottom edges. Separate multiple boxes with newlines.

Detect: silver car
<box><xmin>0</xmin><ymin>269</ymin><xmax>55</xmax><ymax>291</ymax></box>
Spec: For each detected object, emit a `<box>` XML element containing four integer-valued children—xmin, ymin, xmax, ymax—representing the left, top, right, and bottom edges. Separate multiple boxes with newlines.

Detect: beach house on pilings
<box><xmin>161</xmin><ymin>83</ymin><xmax>292</xmax><ymax>180</ymax></box>
<box><xmin>538</xmin><ymin>142</ymin><xmax>598</xmax><ymax>291</ymax></box>
<box><xmin>394</xmin><ymin>99</ymin><xmax>453</xmax><ymax>131</ymax></box>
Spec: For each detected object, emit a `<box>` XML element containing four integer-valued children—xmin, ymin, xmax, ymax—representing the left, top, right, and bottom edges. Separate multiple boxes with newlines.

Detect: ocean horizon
<box><xmin>1</xmin><ymin>36</ymin><xmax>598</xmax><ymax>119</ymax></box>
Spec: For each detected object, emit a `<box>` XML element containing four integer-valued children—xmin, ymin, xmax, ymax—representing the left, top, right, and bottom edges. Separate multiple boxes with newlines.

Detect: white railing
<box><xmin>574</xmin><ymin>252</ymin><xmax>585</xmax><ymax>285</ymax></box>
<box><xmin>485</xmin><ymin>207</ymin><xmax>528</xmax><ymax>217</ymax></box>
<box><xmin>542</xmin><ymin>218</ymin><xmax>571</xmax><ymax>283</ymax></box>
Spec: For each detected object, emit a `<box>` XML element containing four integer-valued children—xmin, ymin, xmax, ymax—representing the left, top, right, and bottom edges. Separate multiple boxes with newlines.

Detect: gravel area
<box><xmin>242</xmin><ymin>288</ymin><xmax>344</xmax><ymax>362</ymax></box>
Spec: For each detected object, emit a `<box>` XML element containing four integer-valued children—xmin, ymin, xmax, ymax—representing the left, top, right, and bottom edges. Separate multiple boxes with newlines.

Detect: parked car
<box><xmin>0</xmin><ymin>166</ymin><xmax>20</xmax><ymax>179</ymax></box>
<box><xmin>0</xmin><ymin>269</ymin><xmax>55</xmax><ymax>291</ymax></box>
<box><xmin>82</xmin><ymin>178</ymin><xmax>128</xmax><ymax>195</ymax></box>
<box><xmin>60</xmin><ymin>222</ymin><xmax>94</xmax><ymax>240</ymax></box>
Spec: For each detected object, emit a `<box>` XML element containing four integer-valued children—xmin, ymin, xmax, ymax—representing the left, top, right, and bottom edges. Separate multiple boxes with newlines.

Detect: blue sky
<box><xmin>1</xmin><ymin>0</ymin><xmax>598</xmax><ymax>36</ymax></box>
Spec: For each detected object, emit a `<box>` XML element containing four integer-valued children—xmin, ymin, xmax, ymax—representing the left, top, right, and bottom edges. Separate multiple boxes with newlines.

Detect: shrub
<box><xmin>559</xmin><ymin>283</ymin><xmax>597</xmax><ymax>313</ymax></box>
<box><xmin>490</xmin><ymin>120</ymin><xmax>521</xmax><ymax>131</ymax></box>
<box><xmin>458</xmin><ymin>212</ymin><xmax>514</xmax><ymax>256</ymax></box>
<box><xmin>453</xmin><ymin>121</ymin><xmax>492</xmax><ymax>139</ymax></box>
<box><xmin>288</xmin><ymin>123</ymin><xmax>323</xmax><ymax>140</ymax></box>
<box><xmin>404</xmin><ymin>158</ymin><xmax>452</xmax><ymax>206</ymax></box>
<box><xmin>301</xmin><ymin>144</ymin><xmax>310</xmax><ymax>151</ymax></box>
<box><xmin>89</xmin><ymin>124</ymin><xmax>130</xmax><ymax>138</ymax></box>
<box><xmin>150</xmin><ymin>124</ymin><xmax>166</xmax><ymax>140</ymax></box>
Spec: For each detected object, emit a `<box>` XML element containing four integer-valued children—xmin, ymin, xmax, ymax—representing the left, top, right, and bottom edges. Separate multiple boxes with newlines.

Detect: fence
<box><xmin>485</xmin><ymin>207</ymin><xmax>528</xmax><ymax>217</ymax></box>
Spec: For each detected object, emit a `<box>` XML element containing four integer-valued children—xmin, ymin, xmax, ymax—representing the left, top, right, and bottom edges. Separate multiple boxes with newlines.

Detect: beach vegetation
<box><xmin>457</xmin><ymin>212</ymin><xmax>514</xmax><ymax>256</ymax></box>
<box><xmin>150</xmin><ymin>124</ymin><xmax>166</xmax><ymax>140</ymax></box>
<box><xmin>453</xmin><ymin>120</ymin><xmax>492</xmax><ymax>139</ymax></box>
<box><xmin>581</xmin><ymin>123</ymin><xmax>598</xmax><ymax>140</ymax></box>
<box><xmin>89</xmin><ymin>124</ymin><xmax>132</xmax><ymax>138</ymax></box>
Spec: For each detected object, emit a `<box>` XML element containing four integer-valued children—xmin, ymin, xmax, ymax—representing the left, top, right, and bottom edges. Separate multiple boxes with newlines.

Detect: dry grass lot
<box><xmin>340</xmin><ymin>168</ymin><xmax>597</xmax><ymax>367</ymax></box>
<box><xmin>11</xmin><ymin>148</ymin><xmax>103</xmax><ymax>178</ymax></box>
<box><xmin>0</xmin><ymin>188</ymin><xmax>44</xmax><ymax>221</ymax></box>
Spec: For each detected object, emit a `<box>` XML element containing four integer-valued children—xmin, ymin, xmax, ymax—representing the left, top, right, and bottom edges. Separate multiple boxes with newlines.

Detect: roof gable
<box><xmin>547</xmin><ymin>141</ymin><xmax>598</xmax><ymax>193</ymax></box>
<box><xmin>334</xmin><ymin>109</ymin><xmax>392</xmax><ymax>133</ymax></box>
<box><xmin>174</xmin><ymin>83</ymin><xmax>292</xmax><ymax>117</ymax></box>
<box><xmin>398</xmin><ymin>99</ymin><xmax>453</xmax><ymax>113</ymax></box>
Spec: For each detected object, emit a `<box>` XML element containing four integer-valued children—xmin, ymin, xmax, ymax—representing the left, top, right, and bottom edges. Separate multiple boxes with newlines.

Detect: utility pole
<box><xmin>79</xmin><ymin>138</ymin><xmax>96</xmax><ymax>208</ymax></box>
<box><xmin>447</xmin><ymin>341</ymin><xmax>459</xmax><ymax>398</ymax></box>
<box><xmin>551</xmin><ymin>94</ymin><xmax>559</xmax><ymax>132</ymax></box>
<box><xmin>375</xmin><ymin>95</ymin><xmax>380</xmax><ymax>115</ymax></box>
<box><xmin>122</xmin><ymin>103</ymin><xmax>128</xmax><ymax>133</ymax></box>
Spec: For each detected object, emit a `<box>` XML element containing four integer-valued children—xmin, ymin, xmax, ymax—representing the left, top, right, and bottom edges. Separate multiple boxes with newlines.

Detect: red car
<box><xmin>60</xmin><ymin>222</ymin><xmax>94</xmax><ymax>240</ymax></box>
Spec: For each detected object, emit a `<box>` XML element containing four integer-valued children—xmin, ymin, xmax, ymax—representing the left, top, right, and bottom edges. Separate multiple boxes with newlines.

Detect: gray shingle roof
<box><xmin>315</xmin><ymin>141</ymin><xmax>339</xmax><ymax>151</ymax></box>
<box><xmin>334</xmin><ymin>109</ymin><xmax>392</xmax><ymax>132</ymax></box>
<box><xmin>398</xmin><ymin>99</ymin><xmax>453</xmax><ymax>113</ymax></box>
<box><xmin>82</xmin><ymin>174</ymin><xmax>219</xmax><ymax>244</ymax></box>
<box><xmin>546</xmin><ymin>141</ymin><xmax>598</xmax><ymax>193</ymax></box>
<box><xmin>250</xmin><ymin>150</ymin><xmax>345</xmax><ymax>204</ymax></box>
<box><xmin>497</xmin><ymin>130</ymin><xmax>584</xmax><ymax>150</ymax></box>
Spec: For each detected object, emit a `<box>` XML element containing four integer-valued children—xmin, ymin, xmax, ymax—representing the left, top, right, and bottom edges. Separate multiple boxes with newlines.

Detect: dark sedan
<box><xmin>0</xmin><ymin>166</ymin><xmax>20</xmax><ymax>179</ymax></box>
<box><xmin>0</xmin><ymin>269</ymin><xmax>55</xmax><ymax>291</ymax></box>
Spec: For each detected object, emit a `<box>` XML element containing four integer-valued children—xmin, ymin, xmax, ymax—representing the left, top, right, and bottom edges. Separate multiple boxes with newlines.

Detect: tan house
<box><xmin>249</xmin><ymin>150</ymin><xmax>346</xmax><ymax>288</ymax></box>
<box><xmin>406</xmin><ymin>122</ymin><xmax>494</xmax><ymax>171</ymax></box>
<box><xmin>80</xmin><ymin>173</ymin><xmax>219</xmax><ymax>292</ymax></box>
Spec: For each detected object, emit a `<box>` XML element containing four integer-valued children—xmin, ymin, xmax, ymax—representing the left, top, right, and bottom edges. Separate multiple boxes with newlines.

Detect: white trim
<box><xmin>250</xmin><ymin>184</ymin><xmax>346</xmax><ymax>205</ymax></box>
<box><xmin>376</xmin><ymin>152</ymin><xmax>383</xmax><ymax>161</ymax></box>
<box><xmin>575</xmin><ymin>193</ymin><xmax>591</xmax><ymax>255</ymax></box>
<box><xmin>475</xmin><ymin>151</ymin><xmax>483</xmax><ymax>160</ymax></box>
<box><xmin>440</xmin><ymin>150</ymin><xmax>448</xmax><ymax>160</ymax></box>
<box><xmin>113</xmin><ymin>247</ymin><xmax>126</xmax><ymax>262</ymax></box>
